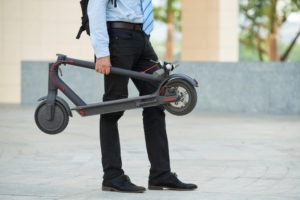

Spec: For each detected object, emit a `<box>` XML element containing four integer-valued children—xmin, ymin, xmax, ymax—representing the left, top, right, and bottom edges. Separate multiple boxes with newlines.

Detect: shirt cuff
<box><xmin>94</xmin><ymin>45</ymin><xmax>110</xmax><ymax>58</ymax></box>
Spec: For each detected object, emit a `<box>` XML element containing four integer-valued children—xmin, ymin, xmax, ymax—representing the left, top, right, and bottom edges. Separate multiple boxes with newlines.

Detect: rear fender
<box><xmin>165</xmin><ymin>74</ymin><xmax>198</xmax><ymax>87</ymax></box>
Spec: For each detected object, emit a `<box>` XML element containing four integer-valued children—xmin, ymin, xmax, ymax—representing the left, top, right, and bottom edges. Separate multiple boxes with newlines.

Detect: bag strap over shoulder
<box><xmin>76</xmin><ymin>0</ymin><xmax>118</xmax><ymax>39</ymax></box>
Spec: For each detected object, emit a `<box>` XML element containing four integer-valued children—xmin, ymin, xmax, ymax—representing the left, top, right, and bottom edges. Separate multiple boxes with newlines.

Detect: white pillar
<box><xmin>218</xmin><ymin>0</ymin><xmax>239</xmax><ymax>61</ymax></box>
<box><xmin>181</xmin><ymin>0</ymin><xmax>238</xmax><ymax>62</ymax></box>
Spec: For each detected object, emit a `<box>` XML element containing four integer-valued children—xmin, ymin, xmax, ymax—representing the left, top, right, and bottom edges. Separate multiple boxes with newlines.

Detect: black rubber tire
<box><xmin>34</xmin><ymin>100</ymin><xmax>69</xmax><ymax>134</ymax></box>
<box><xmin>163</xmin><ymin>79</ymin><xmax>197</xmax><ymax>116</ymax></box>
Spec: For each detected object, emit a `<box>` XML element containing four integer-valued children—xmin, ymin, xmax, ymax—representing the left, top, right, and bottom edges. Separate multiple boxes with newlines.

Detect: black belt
<box><xmin>107</xmin><ymin>21</ymin><xmax>143</xmax><ymax>32</ymax></box>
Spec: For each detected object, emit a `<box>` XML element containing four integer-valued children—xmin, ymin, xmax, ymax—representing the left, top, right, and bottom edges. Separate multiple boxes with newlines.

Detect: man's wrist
<box><xmin>96</xmin><ymin>56</ymin><xmax>110</xmax><ymax>61</ymax></box>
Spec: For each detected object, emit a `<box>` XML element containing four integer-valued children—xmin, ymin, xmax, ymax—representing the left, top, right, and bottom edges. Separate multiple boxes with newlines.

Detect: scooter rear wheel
<box><xmin>163</xmin><ymin>79</ymin><xmax>197</xmax><ymax>116</ymax></box>
<box><xmin>34</xmin><ymin>100</ymin><xmax>69</xmax><ymax>134</ymax></box>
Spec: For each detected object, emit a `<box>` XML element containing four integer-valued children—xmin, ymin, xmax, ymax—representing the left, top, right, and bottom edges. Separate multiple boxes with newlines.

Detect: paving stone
<box><xmin>0</xmin><ymin>104</ymin><xmax>300</xmax><ymax>199</ymax></box>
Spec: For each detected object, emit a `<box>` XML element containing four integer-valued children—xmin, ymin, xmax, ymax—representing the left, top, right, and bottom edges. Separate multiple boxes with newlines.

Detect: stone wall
<box><xmin>177</xmin><ymin>62</ymin><xmax>300</xmax><ymax>115</ymax></box>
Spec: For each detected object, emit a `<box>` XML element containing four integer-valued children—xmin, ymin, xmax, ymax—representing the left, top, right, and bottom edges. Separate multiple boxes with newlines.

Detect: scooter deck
<box><xmin>72</xmin><ymin>94</ymin><xmax>178</xmax><ymax>116</ymax></box>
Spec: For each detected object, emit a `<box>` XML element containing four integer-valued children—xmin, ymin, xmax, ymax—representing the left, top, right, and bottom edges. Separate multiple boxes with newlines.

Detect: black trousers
<box><xmin>100</xmin><ymin>28</ymin><xmax>171</xmax><ymax>181</ymax></box>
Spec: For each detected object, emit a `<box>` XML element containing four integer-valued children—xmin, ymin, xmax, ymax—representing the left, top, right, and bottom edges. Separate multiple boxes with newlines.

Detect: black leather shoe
<box><xmin>102</xmin><ymin>174</ymin><xmax>146</xmax><ymax>193</ymax></box>
<box><xmin>148</xmin><ymin>173</ymin><xmax>197</xmax><ymax>191</ymax></box>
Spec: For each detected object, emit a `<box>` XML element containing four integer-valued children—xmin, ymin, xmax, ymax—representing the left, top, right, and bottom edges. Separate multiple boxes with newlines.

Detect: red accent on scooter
<box><xmin>79</xmin><ymin>110</ymin><xmax>86</xmax><ymax>116</ymax></box>
<box><xmin>163</xmin><ymin>97</ymin><xmax>177</xmax><ymax>102</ymax></box>
<box><xmin>141</xmin><ymin>64</ymin><xmax>158</xmax><ymax>74</ymax></box>
<box><xmin>50</xmin><ymin>60</ymin><xmax>75</xmax><ymax>92</ymax></box>
<box><xmin>159</xmin><ymin>85</ymin><xmax>167</xmax><ymax>95</ymax></box>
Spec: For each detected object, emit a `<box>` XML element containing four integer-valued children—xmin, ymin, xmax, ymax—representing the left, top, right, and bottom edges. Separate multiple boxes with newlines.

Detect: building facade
<box><xmin>0</xmin><ymin>0</ymin><xmax>238</xmax><ymax>103</ymax></box>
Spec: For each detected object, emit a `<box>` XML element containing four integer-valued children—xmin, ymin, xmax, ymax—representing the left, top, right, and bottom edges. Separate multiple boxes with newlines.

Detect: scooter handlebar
<box><xmin>110</xmin><ymin>67</ymin><xmax>163</xmax><ymax>82</ymax></box>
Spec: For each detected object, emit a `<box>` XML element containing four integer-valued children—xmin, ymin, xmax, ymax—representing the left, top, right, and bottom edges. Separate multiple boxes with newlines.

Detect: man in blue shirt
<box><xmin>88</xmin><ymin>0</ymin><xmax>197</xmax><ymax>193</ymax></box>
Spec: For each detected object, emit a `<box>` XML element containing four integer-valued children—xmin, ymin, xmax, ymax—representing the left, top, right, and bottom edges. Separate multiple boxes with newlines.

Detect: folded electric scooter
<box><xmin>34</xmin><ymin>54</ymin><xmax>198</xmax><ymax>134</ymax></box>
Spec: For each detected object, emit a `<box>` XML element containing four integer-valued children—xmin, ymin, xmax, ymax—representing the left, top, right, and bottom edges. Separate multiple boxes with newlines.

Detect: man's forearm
<box><xmin>87</xmin><ymin>0</ymin><xmax>110</xmax><ymax>58</ymax></box>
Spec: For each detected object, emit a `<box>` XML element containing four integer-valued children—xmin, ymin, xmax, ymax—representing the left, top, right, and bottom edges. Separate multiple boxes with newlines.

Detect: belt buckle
<box><xmin>134</xmin><ymin>24</ymin><xmax>141</xmax><ymax>32</ymax></box>
<box><xmin>133</xmin><ymin>24</ymin><xmax>138</xmax><ymax>31</ymax></box>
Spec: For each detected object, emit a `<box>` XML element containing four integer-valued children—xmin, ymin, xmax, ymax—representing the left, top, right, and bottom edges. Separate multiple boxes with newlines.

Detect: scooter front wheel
<box><xmin>34</xmin><ymin>100</ymin><xmax>69</xmax><ymax>134</ymax></box>
<box><xmin>162</xmin><ymin>79</ymin><xmax>197</xmax><ymax>116</ymax></box>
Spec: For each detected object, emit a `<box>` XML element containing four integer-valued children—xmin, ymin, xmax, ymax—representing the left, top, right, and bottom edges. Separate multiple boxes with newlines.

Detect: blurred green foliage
<box><xmin>240</xmin><ymin>0</ymin><xmax>300</xmax><ymax>61</ymax></box>
<box><xmin>153</xmin><ymin>0</ymin><xmax>181</xmax><ymax>30</ymax></box>
<box><xmin>240</xmin><ymin>43</ymin><xmax>300</xmax><ymax>61</ymax></box>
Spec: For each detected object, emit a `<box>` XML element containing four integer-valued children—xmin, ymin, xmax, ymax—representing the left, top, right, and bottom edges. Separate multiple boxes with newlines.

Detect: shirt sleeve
<box><xmin>87</xmin><ymin>0</ymin><xmax>110</xmax><ymax>58</ymax></box>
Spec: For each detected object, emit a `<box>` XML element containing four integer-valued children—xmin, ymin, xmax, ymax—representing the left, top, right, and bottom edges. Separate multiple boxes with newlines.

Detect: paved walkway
<box><xmin>0</xmin><ymin>104</ymin><xmax>300</xmax><ymax>200</ymax></box>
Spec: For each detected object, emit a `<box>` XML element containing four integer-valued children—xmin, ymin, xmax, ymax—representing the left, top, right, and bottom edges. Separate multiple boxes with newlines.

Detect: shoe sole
<box><xmin>102</xmin><ymin>186</ymin><xmax>145</xmax><ymax>193</ymax></box>
<box><xmin>148</xmin><ymin>185</ymin><xmax>197</xmax><ymax>191</ymax></box>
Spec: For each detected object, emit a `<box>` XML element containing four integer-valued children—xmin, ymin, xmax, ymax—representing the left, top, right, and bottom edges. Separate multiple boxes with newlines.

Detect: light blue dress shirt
<box><xmin>88</xmin><ymin>0</ymin><xmax>144</xmax><ymax>58</ymax></box>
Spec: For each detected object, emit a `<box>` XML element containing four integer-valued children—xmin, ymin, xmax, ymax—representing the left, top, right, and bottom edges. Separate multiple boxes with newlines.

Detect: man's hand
<box><xmin>95</xmin><ymin>56</ymin><xmax>111</xmax><ymax>75</ymax></box>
